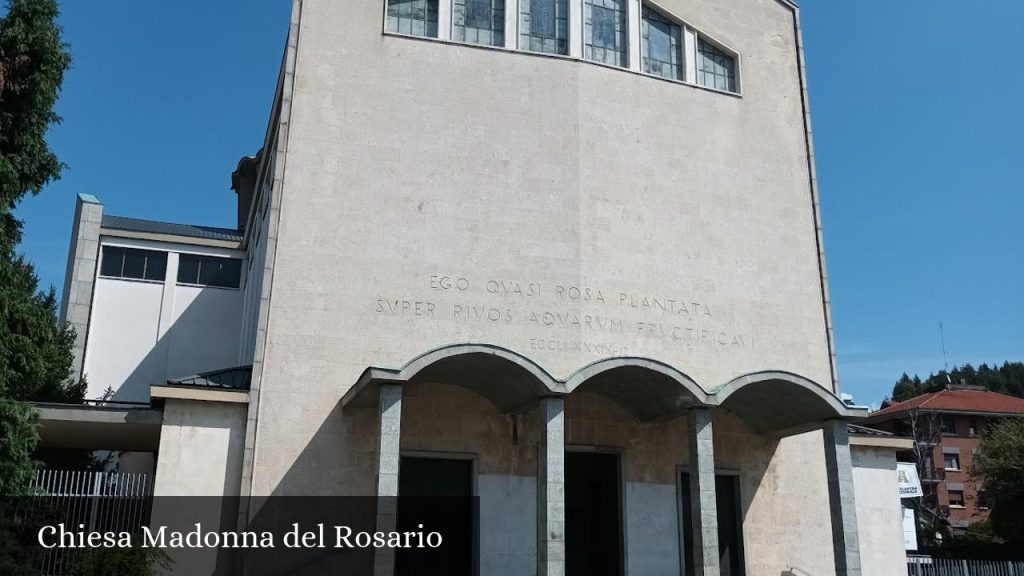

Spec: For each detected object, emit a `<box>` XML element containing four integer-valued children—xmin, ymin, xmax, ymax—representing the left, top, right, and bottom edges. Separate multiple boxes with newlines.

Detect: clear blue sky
<box><xmin>11</xmin><ymin>1</ymin><xmax>1023</xmax><ymax>407</ymax></box>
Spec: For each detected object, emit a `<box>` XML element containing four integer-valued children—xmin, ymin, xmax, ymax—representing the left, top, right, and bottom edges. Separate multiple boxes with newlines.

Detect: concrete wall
<box><xmin>252</xmin><ymin>0</ymin><xmax>833</xmax><ymax>496</ymax></box>
<box><xmin>852</xmin><ymin>446</ymin><xmax>907</xmax><ymax>576</ymax></box>
<box><xmin>154</xmin><ymin>399</ymin><xmax>248</xmax><ymax>496</ymax></box>
<box><xmin>82</xmin><ymin>237</ymin><xmax>244</xmax><ymax>401</ymax></box>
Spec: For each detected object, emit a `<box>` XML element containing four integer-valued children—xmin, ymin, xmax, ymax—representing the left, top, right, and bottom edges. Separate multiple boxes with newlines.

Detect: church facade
<box><xmin>49</xmin><ymin>1</ymin><xmax>912</xmax><ymax>575</ymax></box>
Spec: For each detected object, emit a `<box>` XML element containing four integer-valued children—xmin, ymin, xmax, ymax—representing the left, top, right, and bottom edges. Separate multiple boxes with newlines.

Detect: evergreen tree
<box><xmin>890</xmin><ymin>362</ymin><xmax>1024</xmax><ymax>403</ymax></box>
<box><xmin>0</xmin><ymin>0</ymin><xmax>76</xmax><ymax>496</ymax></box>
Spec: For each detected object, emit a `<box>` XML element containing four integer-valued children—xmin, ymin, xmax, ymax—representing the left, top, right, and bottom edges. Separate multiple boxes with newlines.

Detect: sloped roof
<box><xmin>864</xmin><ymin>389</ymin><xmax>1024</xmax><ymax>422</ymax></box>
<box><xmin>848</xmin><ymin>423</ymin><xmax>893</xmax><ymax>437</ymax></box>
<box><xmin>167</xmin><ymin>366</ymin><xmax>252</xmax><ymax>390</ymax></box>
<box><xmin>102</xmin><ymin>215</ymin><xmax>242</xmax><ymax>242</ymax></box>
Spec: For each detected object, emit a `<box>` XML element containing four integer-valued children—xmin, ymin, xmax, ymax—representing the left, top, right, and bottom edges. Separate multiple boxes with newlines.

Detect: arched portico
<box><xmin>341</xmin><ymin>345</ymin><xmax>866</xmax><ymax>576</ymax></box>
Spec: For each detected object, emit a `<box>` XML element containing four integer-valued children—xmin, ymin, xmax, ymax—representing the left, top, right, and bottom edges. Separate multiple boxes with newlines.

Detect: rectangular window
<box><xmin>99</xmin><ymin>246</ymin><xmax>167</xmax><ymax>282</ymax></box>
<box><xmin>968</xmin><ymin>420</ymin><xmax>978</xmax><ymax>436</ymax></box>
<box><xmin>454</xmin><ymin>0</ymin><xmax>504</xmax><ymax>46</ymax></box>
<box><xmin>682</xmin><ymin>473</ymin><xmax>745</xmax><ymax>576</ymax></box>
<box><xmin>943</xmin><ymin>453</ymin><xmax>960</xmax><ymax>470</ymax></box>
<box><xmin>697</xmin><ymin>38</ymin><xmax>736</xmax><ymax>92</ymax></box>
<box><xmin>520</xmin><ymin>0</ymin><xmax>568</xmax><ymax>55</ymax></box>
<box><xmin>948</xmin><ymin>490</ymin><xmax>965</xmax><ymax>508</ymax></box>
<box><xmin>939</xmin><ymin>417</ymin><xmax>954</xmax><ymax>435</ymax></box>
<box><xmin>641</xmin><ymin>6</ymin><xmax>683</xmax><ymax>80</ymax></box>
<box><xmin>584</xmin><ymin>0</ymin><xmax>628</xmax><ymax>68</ymax></box>
<box><xmin>177</xmin><ymin>254</ymin><xmax>242</xmax><ymax>289</ymax></box>
<box><xmin>386</xmin><ymin>0</ymin><xmax>439</xmax><ymax>38</ymax></box>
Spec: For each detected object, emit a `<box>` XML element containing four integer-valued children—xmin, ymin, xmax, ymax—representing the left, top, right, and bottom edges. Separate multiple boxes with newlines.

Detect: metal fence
<box><xmin>909</xmin><ymin>555</ymin><xmax>1024</xmax><ymax>576</ymax></box>
<box><xmin>29</xmin><ymin>470</ymin><xmax>153</xmax><ymax>575</ymax></box>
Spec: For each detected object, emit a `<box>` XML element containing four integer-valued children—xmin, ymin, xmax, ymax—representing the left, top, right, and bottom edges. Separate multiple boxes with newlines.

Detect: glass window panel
<box><xmin>144</xmin><ymin>251</ymin><xmax>167</xmax><ymax>281</ymax></box>
<box><xmin>122</xmin><ymin>249</ymin><xmax>146</xmax><ymax>279</ymax></box>
<box><xmin>177</xmin><ymin>254</ymin><xmax>201</xmax><ymax>285</ymax></box>
<box><xmin>100</xmin><ymin>246</ymin><xmax>125</xmax><ymax>277</ymax></box>
<box><xmin>698</xmin><ymin>38</ymin><xmax>736</xmax><ymax>92</ymax></box>
<box><xmin>521</xmin><ymin>0</ymin><xmax>567</xmax><ymax>54</ymax></box>
<box><xmin>386</xmin><ymin>0</ymin><xmax>438</xmax><ymax>38</ymax></box>
<box><xmin>466</xmin><ymin>0</ymin><xmax>492</xmax><ymax>28</ymax></box>
<box><xmin>641</xmin><ymin>6</ymin><xmax>682</xmax><ymax>80</ymax></box>
<box><xmin>584</xmin><ymin>0</ymin><xmax>626</xmax><ymax>67</ymax></box>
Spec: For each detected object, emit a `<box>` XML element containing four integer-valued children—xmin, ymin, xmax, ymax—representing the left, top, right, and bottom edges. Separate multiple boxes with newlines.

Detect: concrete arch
<box><xmin>343</xmin><ymin>343</ymin><xmax>559</xmax><ymax>414</ymax></box>
<box><xmin>712</xmin><ymin>371</ymin><xmax>855</xmax><ymax>435</ymax></box>
<box><xmin>565</xmin><ymin>357</ymin><xmax>711</xmax><ymax>422</ymax></box>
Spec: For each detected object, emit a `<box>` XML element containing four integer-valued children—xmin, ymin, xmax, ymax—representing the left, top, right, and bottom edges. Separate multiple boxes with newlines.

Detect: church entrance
<box><xmin>396</xmin><ymin>456</ymin><xmax>475</xmax><ymax>576</ymax></box>
<box><xmin>565</xmin><ymin>451</ymin><xmax>623</xmax><ymax>576</ymax></box>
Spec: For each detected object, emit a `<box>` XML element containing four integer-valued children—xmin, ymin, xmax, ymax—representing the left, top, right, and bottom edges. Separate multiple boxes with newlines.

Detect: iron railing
<box><xmin>30</xmin><ymin>470</ymin><xmax>153</xmax><ymax>575</ymax></box>
<box><xmin>908</xmin><ymin>555</ymin><xmax>1024</xmax><ymax>576</ymax></box>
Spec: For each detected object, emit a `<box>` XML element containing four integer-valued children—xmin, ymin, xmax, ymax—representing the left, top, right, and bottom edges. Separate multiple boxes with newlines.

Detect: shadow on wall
<box><xmin>87</xmin><ymin>285</ymin><xmax>243</xmax><ymax>403</ymax></box>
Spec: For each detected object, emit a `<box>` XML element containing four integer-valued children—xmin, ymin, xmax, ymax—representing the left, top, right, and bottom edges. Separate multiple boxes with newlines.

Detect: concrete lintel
<box><xmin>150</xmin><ymin>385</ymin><xmax>250</xmax><ymax>405</ymax></box>
<box><xmin>849</xmin><ymin>435</ymin><xmax>914</xmax><ymax>450</ymax></box>
<box><xmin>688</xmin><ymin>408</ymin><xmax>720</xmax><ymax>576</ymax></box>
<box><xmin>823</xmin><ymin>419</ymin><xmax>862</xmax><ymax>576</ymax></box>
<box><xmin>34</xmin><ymin>402</ymin><xmax>162</xmax><ymax>452</ymax></box>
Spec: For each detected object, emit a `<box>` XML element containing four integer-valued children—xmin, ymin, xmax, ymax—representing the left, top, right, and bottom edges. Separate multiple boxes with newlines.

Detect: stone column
<box><xmin>59</xmin><ymin>193</ymin><xmax>103</xmax><ymax>381</ymax></box>
<box><xmin>823</xmin><ymin>419</ymin><xmax>861</xmax><ymax>576</ymax></box>
<box><xmin>538</xmin><ymin>397</ymin><xmax>565</xmax><ymax>576</ymax></box>
<box><xmin>374</xmin><ymin>384</ymin><xmax>402</xmax><ymax>576</ymax></box>
<box><xmin>688</xmin><ymin>408</ymin><xmax>720</xmax><ymax>576</ymax></box>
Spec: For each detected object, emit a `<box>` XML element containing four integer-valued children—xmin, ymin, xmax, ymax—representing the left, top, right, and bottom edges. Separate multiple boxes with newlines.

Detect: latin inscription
<box><xmin>375</xmin><ymin>275</ymin><xmax>752</xmax><ymax>356</ymax></box>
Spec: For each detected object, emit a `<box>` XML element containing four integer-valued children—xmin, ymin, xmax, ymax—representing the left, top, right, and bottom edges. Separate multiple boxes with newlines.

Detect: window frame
<box><xmin>452</xmin><ymin>0</ymin><xmax>506</xmax><ymax>47</ymax></box>
<box><xmin>943</xmin><ymin>453</ymin><xmax>960</xmax><ymax>471</ymax></box>
<box><xmin>640</xmin><ymin>4</ymin><xmax>685</xmax><ymax>82</ymax></box>
<box><xmin>696</xmin><ymin>34</ymin><xmax>740</xmax><ymax>94</ymax></box>
<box><xmin>176</xmin><ymin>253</ymin><xmax>244</xmax><ymax>290</ymax></box>
<box><xmin>947</xmin><ymin>489</ymin><xmax>965</xmax><ymax>509</ymax></box>
<box><xmin>98</xmin><ymin>245</ymin><xmax>168</xmax><ymax>283</ymax></box>
<box><xmin>677</xmin><ymin>466</ymin><xmax>746</xmax><ymax>576</ymax></box>
<box><xmin>384</xmin><ymin>0</ymin><xmax>441</xmax><ymax>39</ymax></box>
<box><xmin>378</xmin><ymin>0</ymin><xmax>743</xmax><ymax>96</ymax></box>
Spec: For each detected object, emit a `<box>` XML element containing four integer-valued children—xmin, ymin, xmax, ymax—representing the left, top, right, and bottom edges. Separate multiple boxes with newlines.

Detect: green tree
<box><xmin>972</xmin><ymin>418</ymin><xmax>1024</xmax><ymax>544</ymax></box>
<box><xmin>0</xmin><ymin>0</ymin><xmax>76</xmax><ymax>496</ymax></box>
<box><xmin>890</xmin><ymin>361</ymin><xmax>1024</xmax><ymax>403</ymax></box>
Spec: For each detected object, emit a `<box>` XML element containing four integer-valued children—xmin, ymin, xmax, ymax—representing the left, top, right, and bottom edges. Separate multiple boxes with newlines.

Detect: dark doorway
<box><xmin>396</xmin><ymin>456</ymin><xmax>475</xmax><ymax>576</ymax></box>
<box><xmin>565</xmin><ymin>451</ymin><xmax>623</xmax><ymax>576</ymax></box>
<box><xmin>680</xmin><ymin>473</ymin><xmax>745</xmax><ymax>576</ymax></box>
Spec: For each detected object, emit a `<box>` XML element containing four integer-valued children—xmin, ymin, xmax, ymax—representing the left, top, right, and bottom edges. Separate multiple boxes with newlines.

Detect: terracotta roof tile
<box><xmin>865</xmin><ymin>389</ymin><xmax>1024</xmax><ymax>422</ymax></box>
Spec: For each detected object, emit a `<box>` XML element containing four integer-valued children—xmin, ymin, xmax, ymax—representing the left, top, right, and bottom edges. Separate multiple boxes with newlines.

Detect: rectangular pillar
<box><xmin>374</xmin><ymin>384</ymin><xmax>402</xmax><ymax>576</ymax></box>
<box><xmin>823</xmin><ymin>419</ymin><xmax>861</xmax><ymax>576</ymax></box>
<box><xmin>538</xmin><ymin>397</ymin><xmax>565</xmax><ymax>576</ymax></box>
<box><xmin>688</xmin><ymin>408</ymin><xmax>720</xmax><ymax>576</ymax></box>
<box><xmin>59</xmin><ymin>193</ymin><xmax>103</xmax><ymax>381</ymax></box>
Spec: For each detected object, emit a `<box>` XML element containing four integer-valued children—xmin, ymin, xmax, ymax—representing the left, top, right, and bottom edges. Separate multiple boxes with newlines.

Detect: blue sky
<box><xmin>11</xmin><ymin>1</ymin><xmax>1023</xmax><ymax>407</ymax></box>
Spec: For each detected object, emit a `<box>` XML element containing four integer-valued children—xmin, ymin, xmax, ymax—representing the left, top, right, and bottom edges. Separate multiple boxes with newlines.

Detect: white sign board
<box><xmin>903</xmin><ymin>507</ymin><xmax>919</xmax><ymax>551</ymax></box>
<box><xmin>897</xmin><ymin>463</ymin><xmax>923</xmax><ymax>499</ymax></box>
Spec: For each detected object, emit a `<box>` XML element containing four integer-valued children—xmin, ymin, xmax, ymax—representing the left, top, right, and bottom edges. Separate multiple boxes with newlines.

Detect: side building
<box><xmin>38</xmin><ymin>1</ymin><xmax>914</xmax><ymax>575</ymax></box>
<box><xmin>862</xmin><ymin>386</ymin><xmax>1024</xmax><ymax>534</ymax></box>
